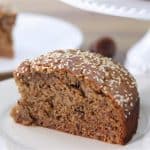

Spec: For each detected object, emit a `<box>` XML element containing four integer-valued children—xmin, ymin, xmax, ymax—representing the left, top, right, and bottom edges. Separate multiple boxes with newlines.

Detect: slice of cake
<box><xmin>11</xmin><ymin>50</ymin><xmax>139</xmax><ymax>145</ymax></box>
<box><xmin>0</xmin><ymin>7</ymin><xmax>16</xmax><ymax>58</ymax></box>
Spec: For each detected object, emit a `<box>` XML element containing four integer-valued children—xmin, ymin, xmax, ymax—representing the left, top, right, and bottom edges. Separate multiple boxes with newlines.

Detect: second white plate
<box><xmin>0</xmin><ymin>13</ymin><xmax>83</xmax><ymax>73</ymax></box>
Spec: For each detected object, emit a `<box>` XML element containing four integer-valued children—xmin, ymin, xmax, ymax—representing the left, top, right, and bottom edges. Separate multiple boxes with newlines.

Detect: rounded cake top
<box><xmin>15</xmin><ymin>49</ymin><xmax>139</xmax><ymax>119</ymax></box>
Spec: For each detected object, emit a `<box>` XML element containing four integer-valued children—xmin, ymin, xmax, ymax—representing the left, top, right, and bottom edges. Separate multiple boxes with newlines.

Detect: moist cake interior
<box><xmin>12</xmin><ymin>70</ymin><xmax>126</xmax><ymax>144</ymax></box>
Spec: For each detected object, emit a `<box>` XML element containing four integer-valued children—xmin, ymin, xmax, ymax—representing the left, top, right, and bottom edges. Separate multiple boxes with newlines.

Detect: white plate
<box><xmin>0</xmin><ymin>77</ymin><xmax>150</xmax><ymax>150</ymax></box>
<box><xmin>0</xmin><ymin>13</ymin><xmax>83</xmax><ymax>73</ymax></box>
<box><xmin>60</xmin><ymin>0</ymin><xmax>150</xmax><ymax>20</ymax></box>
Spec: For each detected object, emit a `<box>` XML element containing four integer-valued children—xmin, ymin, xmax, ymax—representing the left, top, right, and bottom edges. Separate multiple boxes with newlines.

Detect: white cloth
<box><xmin>125</xmin><ymin>30</ymin><xmax>150</xmax><ymax>76</ymax></box>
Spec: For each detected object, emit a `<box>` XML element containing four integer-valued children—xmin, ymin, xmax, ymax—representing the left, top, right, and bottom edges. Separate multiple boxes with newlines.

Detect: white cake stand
<box><xmin>60</xmin><ymin>0</ymin><xmax>150</xmax><ymax>20</ymax></box>
<box><xmin>60</xmin><ymin>0</ymin><xmax>150</xmax><ymax>76</ymax></box>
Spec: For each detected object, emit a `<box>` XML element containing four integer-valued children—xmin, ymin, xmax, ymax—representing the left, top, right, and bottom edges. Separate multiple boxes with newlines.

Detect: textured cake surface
<box><xmin>0</xmin><ymin>7</ymin><xmax>16</xmax><ymax>58</ymax></box>
<box><xmin>12</xmin><ymin>49</ymin><xmax>139</xmax><ymax>145</ymax></box>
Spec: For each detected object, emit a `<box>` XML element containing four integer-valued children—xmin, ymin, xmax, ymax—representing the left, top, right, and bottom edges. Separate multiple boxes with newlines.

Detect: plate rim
<box><xmin>60</xmin><ymin>0</ymin><xmax>150</xmax><ymax>20</ymax></box>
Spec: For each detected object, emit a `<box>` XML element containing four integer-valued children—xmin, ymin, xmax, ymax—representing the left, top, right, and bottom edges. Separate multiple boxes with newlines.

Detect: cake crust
<box><xmin>12</xmin><ymin>50</ymin><xmax>140</xmax><ymax>145</ymax></box>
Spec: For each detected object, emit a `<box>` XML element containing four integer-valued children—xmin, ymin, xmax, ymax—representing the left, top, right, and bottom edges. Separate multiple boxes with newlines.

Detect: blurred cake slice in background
<box><xmin>0</xmin><ymin>6</ymin><xmax>16</xmax><ymax>58</ymax></box>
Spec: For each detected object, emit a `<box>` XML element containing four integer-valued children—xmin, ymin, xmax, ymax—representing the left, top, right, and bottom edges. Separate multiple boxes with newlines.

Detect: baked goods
<box><xmin>90</xmin><ymin>37</ymin><xmax>116</xmax><ymax>58</ymax></box>
<box><xmin>11</xmin><ymin>49</ymin><xmax>139</xmax><ymax>145</ymax></box>
<box><xmin>0</xmin><ymin>7</ymin><xmax>16</xmax><ymax>58</ymax></box>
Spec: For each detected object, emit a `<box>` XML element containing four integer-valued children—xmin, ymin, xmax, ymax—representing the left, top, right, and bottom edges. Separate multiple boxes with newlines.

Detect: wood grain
<box><xmin>1</xmin><ymin>0</ymin><xmax>150</xmax><ymax>81</ymax></box>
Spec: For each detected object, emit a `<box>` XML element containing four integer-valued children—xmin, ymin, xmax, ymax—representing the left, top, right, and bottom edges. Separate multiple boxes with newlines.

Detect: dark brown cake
<box><xmin>11</xmin><ymin>49</ymin><xmax>139</xmax><ymax>145</ymax></box>
<box><xmin>0</xmin><ymin>7</ymin><xmax>16</xmax><ymax>58</ymax></box>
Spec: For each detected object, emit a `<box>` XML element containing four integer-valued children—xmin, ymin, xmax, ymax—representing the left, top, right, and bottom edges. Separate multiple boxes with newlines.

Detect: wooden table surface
<box><xmin>1</xmin><ymin>0</ymin><xmax>150</xmax><ymax>81</ymax></box>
